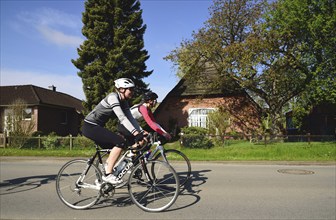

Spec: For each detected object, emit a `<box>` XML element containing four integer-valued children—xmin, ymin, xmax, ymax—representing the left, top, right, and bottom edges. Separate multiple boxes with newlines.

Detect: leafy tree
<box><xmin>72</xmin><ymin>0</ymin><xmax>152</xmax><ymax>114</ymax></box>
<box><xmin>5</xmin><ymin>99</ymin><xmax>36</xmax><ymax>148</ymax></box>
<box><xmin>273</xmin><ymin>0</ymin><xmax>336</xmax><ymax>129</ymax></box>
<box><xmin>165</xmin><ymin>0</ymin><xmax>335</xmax><ymax>135</ymax></box>
<box><xmin>207</xmin><ymin>107</ymin><xmax>230</xmax><ymax>141</ymax></box>
<box><xmin>166</xmin><ymin>0</ymin><xmax>272</xmax><ymax>131</ymax></box>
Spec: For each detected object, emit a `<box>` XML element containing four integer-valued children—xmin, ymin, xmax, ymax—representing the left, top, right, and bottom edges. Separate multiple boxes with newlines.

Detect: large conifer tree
<box><xmin>72</xmin><ymin>0</ymin><xmax>152</xmax><ymax>112</ymax></box>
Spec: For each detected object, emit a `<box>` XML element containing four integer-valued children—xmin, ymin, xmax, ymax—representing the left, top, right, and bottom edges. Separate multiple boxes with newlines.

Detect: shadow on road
<box><xmin>92</xmin><ymin>169</ymin><xmax>211</xmax><ymax>212</ymax></box>
<box><xmin>168</xmin><ymin>169</ymin><xmax>211</xmax><ymax>211</ymax></box>
<box><xmin>0</xmin><ymin>174</ymin><xmax>57</xmax><ymax>195</ymax></box>
<box><xmin>0</xmin><ymin>168</ymin><xmax>211</xmax><ymax>212</ymax></box>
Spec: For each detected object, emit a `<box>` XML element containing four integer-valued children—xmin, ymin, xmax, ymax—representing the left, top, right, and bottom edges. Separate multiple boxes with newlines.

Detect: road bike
<box><xmin>146</xmin><ymin>132</ymin><xmax>191</xmax><ymax>186</ymax></box>
<box><xmin>55</xmin><ymin>142</ymin><xmax>180</xmax><ymax>212</ymax></box>
<box><xmin>99</xmin><ymin>132</ymin><xmax>192</xmax><ymax>188</ymax></box>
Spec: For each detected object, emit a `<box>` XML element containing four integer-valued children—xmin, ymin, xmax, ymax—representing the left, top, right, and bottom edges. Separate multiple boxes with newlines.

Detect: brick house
<box><xmin>154</xmin><ymin>69</ymin><xmax>262</xmax><ymax>137</ymax></box>
<box><xmin>0</xmin><ymin>85</ymin><xmax>84</xmax><ymax>136</ymax></box>
<box><xmin>286</xmin><ymin>103</ymin><xmax>336</xmax><ymax>136</ymax></box>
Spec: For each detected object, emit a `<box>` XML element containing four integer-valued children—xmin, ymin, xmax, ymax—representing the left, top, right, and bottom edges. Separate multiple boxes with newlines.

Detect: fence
<box><xmin>0</xmin><ymin>134</ymin><xmax>94</xmax><ymax>150</ymax></box>
<box><xmin>180</xmin><ymin>133</ymin><xmax>335</xmax><ymax>148</ymax></box>
<box><xmin>228</xmin><ymin>134</ymin><xmax>335</xmax><ymax>143</ymax></box>
<box><xmin>1</xmin><ymin>133</ymin><xmax>335</xmax><ymax>149</ymax></box>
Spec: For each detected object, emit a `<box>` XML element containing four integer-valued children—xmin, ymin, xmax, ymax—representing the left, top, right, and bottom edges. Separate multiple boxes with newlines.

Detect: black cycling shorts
<box><xmin>82</xmin><ymin>121</ymin><xmax>127</xmax><ymax>149</ymax></box>
<box><xmin>117</xmin><ymin>124</ymin><xmax>136</xmax><ymax>146</ymax></box>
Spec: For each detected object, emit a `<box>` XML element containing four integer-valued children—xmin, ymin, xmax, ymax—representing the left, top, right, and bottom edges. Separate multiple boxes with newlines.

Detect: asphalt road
<box><xmin>0</xmin><ymin>157</ymin><xmax>335</xmax><ymax>220</ymax></box>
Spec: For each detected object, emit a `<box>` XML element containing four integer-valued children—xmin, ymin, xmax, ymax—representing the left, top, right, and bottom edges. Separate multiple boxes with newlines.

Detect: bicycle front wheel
<box><xmin>56</xmin><ymin>159</ymin><xmax>102</xmax><ymax>210</ymax></box>
<box><xmin>128</xmin><ymin>160</ymin><xmax>180</xmax><ymax>212</ymax></box>
<box><xmin>154</xmin><ymin>149</ymin><xmax>191</xmax><ymax>186</ymax></box>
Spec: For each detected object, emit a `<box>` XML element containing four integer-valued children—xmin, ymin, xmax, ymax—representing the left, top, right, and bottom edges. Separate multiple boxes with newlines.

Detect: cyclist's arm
<box><xmin>124</xmin><ymin>106</ymin><xmax>143</xmax><ymax>133</ymax></box>
<box><xmin>139</xmin><ymin>105</ymin><xmax>166</xmax><ymax>136</ymax></box>
<box><xmin>107</xmin><ymin>95</ymin><xmax>140</xmax><ymax>136</ymax></box>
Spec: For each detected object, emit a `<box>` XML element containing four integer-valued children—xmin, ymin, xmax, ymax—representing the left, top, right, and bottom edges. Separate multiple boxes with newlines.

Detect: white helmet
<box><xmin>114</xmin><ymin>78</ymin><xmax>135</xmax><ymax>89</ymax></box>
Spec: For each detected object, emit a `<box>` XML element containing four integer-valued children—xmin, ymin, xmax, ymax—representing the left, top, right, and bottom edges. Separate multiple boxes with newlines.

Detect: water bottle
<box><xmin>145</xmin><ymin>150</ymin><xmax>152</xmax><ymax>160</ymax></box>
<box><xmin>113</xmin><ymin>159</ymin><xmax>127</xmax><ymax>176</ymax></box>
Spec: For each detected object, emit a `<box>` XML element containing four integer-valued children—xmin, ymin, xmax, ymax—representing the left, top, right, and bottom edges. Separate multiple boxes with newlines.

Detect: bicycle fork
<box><xmin>149</xmin><ymin>145</ymin><xmax>168</xmax><ymax>163</ymax></box>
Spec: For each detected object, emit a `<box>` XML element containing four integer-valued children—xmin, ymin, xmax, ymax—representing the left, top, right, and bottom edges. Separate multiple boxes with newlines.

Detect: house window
<box><xmin>188</xmin><ymin>108</ymin><xmax>214</xmax><ymax>128</ymax></box>
<box><xmin>23</xmin><ymin>108</ymin><xmax>32</xmax><ymax>120</ymax></box>
<box><xmin>61</xmin><ymin>112</ymin><xmax>68</xmax><ymax>124</ymax></box>
<box><xmin>286</xmin><ymin>116</ymin><xmax>295</xmax><ymax>129</ymax></box>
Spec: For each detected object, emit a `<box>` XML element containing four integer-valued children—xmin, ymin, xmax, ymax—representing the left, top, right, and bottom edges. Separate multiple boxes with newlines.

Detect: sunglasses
<box><xmin>127</xmin><ymin>87</ymin><xmax>135</xmax><ymax>91</ymax></box>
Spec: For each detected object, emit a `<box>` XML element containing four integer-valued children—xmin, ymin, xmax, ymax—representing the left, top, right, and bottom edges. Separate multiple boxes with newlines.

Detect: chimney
<box><xmin>48</xmin><ymin>85</ymin><xmax>56</xmax><ymax>92</ymax></box>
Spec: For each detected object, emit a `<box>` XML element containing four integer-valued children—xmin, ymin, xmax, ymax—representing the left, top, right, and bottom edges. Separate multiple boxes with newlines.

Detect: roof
<box><xmin>167</xmin><ymin>67</ymin><xmax>244</xmax><ymax>97</ymax></box>
<box><xmin>162</xmin><ymin>65</ymin><xmax>245</xmax><ymax>98</ymax></box>
<box><xmin>0</xmin><ymin>85</ymin><xmax>84</xmax><ymax>111</ymax></box>
<box><xmin>154</xmin><ymin>67</ymin><xmax>247</xmax><ymax>115</ymax></box>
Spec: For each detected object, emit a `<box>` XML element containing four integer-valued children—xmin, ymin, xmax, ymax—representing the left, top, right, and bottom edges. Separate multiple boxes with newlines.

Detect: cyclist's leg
<box><xmin>105</xmin><ymin>147</ymin><xmax>122</xmax><ymax>174</ymax></box>
<box><xmin>82</xmin><ymin>121</ymin><xmax>127</xmax><ymax>175</ymax></box>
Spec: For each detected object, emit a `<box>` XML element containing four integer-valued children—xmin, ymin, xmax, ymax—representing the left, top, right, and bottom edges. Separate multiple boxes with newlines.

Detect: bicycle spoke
<box><xmin>154</xmin><ymin>149</ymin><xmax>191</xmax><ymax>186</ymax></box>
<box><xmin>128</xmin><ymin>160</ymin><xmax>179</xmax><ymax>212</ymax></box>
<box><xmin>56</xmin><ymin>159</ymin><xmax>101</xmax><ymax>210</ymax></box>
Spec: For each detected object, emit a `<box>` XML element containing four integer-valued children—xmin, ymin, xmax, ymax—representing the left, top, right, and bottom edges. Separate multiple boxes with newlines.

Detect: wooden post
<box><xmin>69</xmin><ymin>134</ymin><xmax>73</xmax><ymax>150</ymax></box>
<box><xmin>4</xmin><ymin>133</ymin><xmax>7</xmax><ymax>148</ymax></box>
<box><xmin>37</xmin><ymin>134</ymin><xmax>41</xmax><ymax>149</ymax></box>
<box><xmin>307</xmin><ymin>133</ymin><xmax>311</xmax><ymax>144</ymax></box>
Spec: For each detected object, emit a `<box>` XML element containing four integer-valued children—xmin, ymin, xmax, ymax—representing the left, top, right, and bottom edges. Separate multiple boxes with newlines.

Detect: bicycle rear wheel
<box><xmin>56</xmin><ymin>159</ymin><xmax>102</xmax><ymax>210</ymax></box>
<box><xmin>154</xmin><ymin>149</ymin><xmax>191</xmax><ymax>186</ymax></box>
<box><xmin>128</xmin><ymin>160</ymin><xmax>180</xmax><ymax>212</ymax></box>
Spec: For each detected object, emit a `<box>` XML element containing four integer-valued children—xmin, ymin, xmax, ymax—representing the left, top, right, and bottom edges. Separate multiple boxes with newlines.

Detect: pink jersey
<box><xmin>131</xmin><ymin>104</ymin><xmax>166</xmax><ymax>136</ymax></box>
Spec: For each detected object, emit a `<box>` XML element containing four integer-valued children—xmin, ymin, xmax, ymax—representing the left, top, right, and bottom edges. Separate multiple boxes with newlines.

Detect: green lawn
<box><xmin>170</xmin><ymin>142</ymin><xmax>336</xmax><ymax>161</ymax></box>
<box><xmin>1</xmin><ymin>141</ymin><xmax>335</xmax><ymax>161</ymax></box>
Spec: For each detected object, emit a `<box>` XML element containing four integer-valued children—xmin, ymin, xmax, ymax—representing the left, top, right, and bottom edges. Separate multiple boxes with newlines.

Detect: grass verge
<box><xmin>0</xmin><ymin>141</ymin><xmax>335</xmax><ymax>161</ymax></box>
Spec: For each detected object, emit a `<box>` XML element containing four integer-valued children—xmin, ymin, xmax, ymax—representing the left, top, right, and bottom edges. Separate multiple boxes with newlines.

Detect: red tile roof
<box><xmin>0</xmin><ymin>85</ymin><xmax>84</xmax><ymax>111</ymax></box>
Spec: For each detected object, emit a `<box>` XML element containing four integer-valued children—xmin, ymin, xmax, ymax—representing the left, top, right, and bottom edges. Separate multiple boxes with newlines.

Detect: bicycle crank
<box><xmin>100</xmin><ymin>182</ymin><xmax>115</xmax><ymax>198</ymax></box>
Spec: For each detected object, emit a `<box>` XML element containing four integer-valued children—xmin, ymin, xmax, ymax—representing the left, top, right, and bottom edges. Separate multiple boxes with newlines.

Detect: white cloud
<box><xmin>16</xmin><ymin>7</ymin><xmax>84</xmax><ymax>48</ymax></box>
<box><xmin>37</xmin><ymin>25</ymin><xmax>83</xmax><ymax>47</ymax></box>
<box><xmin>18</xmin><ymin>7</ymin><xmax>82</xmax><ymax>29</ymax></box>
<box><xmin>0</xmin><ymin>68</ymin><xmax>85</xmax><ymax>100</ymax></box>
<box><xmin>36</xmin><ymin>8</ymin><xmax>81</xmax><ymax>29</ymax></box>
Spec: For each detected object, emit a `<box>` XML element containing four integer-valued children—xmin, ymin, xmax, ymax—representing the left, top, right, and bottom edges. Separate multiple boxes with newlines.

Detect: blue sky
<box><xmin>1</xmin><ymin>0</ymin><xmax>213</xmax><ymax>101</ymax></box>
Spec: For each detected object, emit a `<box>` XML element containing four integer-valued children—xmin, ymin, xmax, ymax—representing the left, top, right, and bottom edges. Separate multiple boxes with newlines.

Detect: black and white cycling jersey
<box><xmin>85</xmin><ymin>92</ymin><xmax>141</xmax><ymax>135</ymax></box>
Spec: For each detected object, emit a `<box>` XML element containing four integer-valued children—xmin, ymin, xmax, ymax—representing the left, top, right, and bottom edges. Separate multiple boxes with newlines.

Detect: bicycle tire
<box><xmin>56</xmin><ymin>159</ymin><xmax>102</xmax><ymax>210</ymax></box>
<box><xmin>153</xmin><ymin>149</ymin><xmax>191</xmax><ymax>186</ymax></box>
<box><xmin>128</xmin><ymin>160</ymin><xmax>180</xmax><ymax>212</ymax></box>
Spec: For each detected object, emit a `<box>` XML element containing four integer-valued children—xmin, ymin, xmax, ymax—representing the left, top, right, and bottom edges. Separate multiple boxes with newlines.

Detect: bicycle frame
<box><xmin>74</xmin><ymin>146</ymin><xmax>110</xmax><ymax>190</ymax></box>
<box><xmin>114</xmin><ymin>150</ymin><xmax>154</xmax><ymax>184</ymax></box>
<box><xmin>145</xmin><ymin>133</ymin><xmax>169</xmax><ymax>163</ymax></box>
<box><xmin>147</xmin><ymin>144</ymin><xmax>167</xmax><ymax>162</ymax></box>
<box><xmin>93</xmin><ymin>145</ymin><xmax>155</xmax><ymax>184</ymax></box>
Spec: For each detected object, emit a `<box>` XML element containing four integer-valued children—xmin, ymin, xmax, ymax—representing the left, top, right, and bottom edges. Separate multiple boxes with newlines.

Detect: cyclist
<box><xmin>129</xmin><ymin>91</ymin><xmax>171</xmax><ymax>141</ymax></box>
<box><xmin>82</xmin><ymin>78</ymin><xmax>146</xmax><ymax>184</ymax></box>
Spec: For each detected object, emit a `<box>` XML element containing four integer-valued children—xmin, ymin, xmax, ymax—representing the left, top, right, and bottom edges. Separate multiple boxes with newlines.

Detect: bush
<box><xmin>42</xmin><ymin>132</ymin><xmax>60</xmax><ymax>150</ymax></box>
<box><xmin>22</xmin><ymin>137</ymin><xmax>39</xmax><ymax>149</ymax></box>
<box><xmin>8</xmin><ymin>135</ymin><xmax>29</xmax><ymax>148</ymax></box>
<box><xmin>181</xmin><ymin>126</ymin><xmax>208</xmax><ymax>135</ymax></box>
<box><xmin>180</xmin><ymin>127</ymin><xmax>213</xmax><ymax>149</ymax></box>
<box><xmin>21</xmin><ymin>131</ymin><xmax>44</xmax><ymax>149</ymax></box>
<box><xmin>72</xmin><ymin>135</ymin><xmax>95</xmax><ymax>150</ymax></box>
